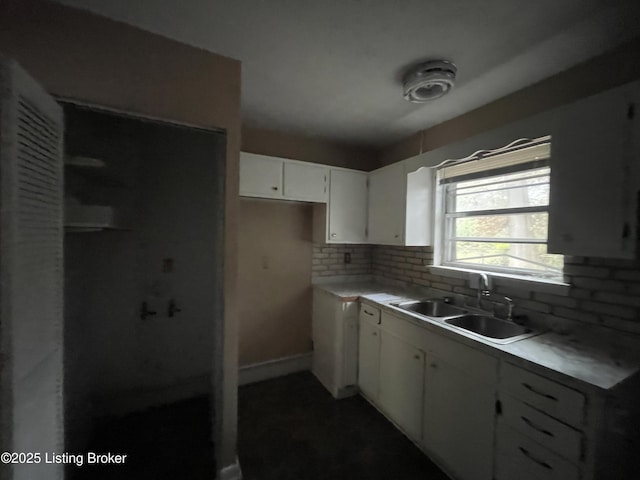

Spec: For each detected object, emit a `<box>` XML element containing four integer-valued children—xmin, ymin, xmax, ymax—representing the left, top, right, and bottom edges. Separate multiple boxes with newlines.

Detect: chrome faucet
<box><xmin>476</xmin><ymin>273</ymin><xmax>491</xmax><ymax>307</ymax></box>
<box><xmin>504</xmin><ymin>296</ymin><xmax>515</xmax><ymax>321</ymax></box>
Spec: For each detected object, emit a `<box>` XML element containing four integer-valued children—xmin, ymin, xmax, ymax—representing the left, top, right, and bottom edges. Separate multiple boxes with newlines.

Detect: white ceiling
<box><xmin>55</xmin><ymin>0</ymin><xmax>640</xmax><ymax>147</ymax></box>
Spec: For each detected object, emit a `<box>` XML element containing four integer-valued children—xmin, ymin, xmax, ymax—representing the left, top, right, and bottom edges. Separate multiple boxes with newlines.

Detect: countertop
<box><xmin>314</xmin><ymin>280</ymin><xmax>640</xmax><ymax>394</ymax></box>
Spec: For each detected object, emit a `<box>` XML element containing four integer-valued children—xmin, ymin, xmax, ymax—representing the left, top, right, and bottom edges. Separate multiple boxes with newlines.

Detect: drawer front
<box><xmin>501</xmin><ymin>362</ymin><xmax>585</xmax><ymax>427</ymax></box>
<box><xmin>496</xmin><ymin>422</ymin><xmax>580</xmax><ymax>480</ymax></box>
<box><xmin>359</xmin><ymin>304</ymin><xmax>380</xmax><ymax>326</ymax></box>
<box><xmin>501</xmin><ymin>394</ymin><xmax>583</xmax><ymax>462</ymax></box>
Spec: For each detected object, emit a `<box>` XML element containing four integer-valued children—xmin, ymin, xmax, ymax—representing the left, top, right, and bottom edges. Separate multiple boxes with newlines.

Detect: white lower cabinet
<box><xmin>357</xmin><ymin>305</ymin><xmax>381</xmax><ymax>401</ymax></box>
<box><xmin>378</xmin><ymin>331</ymin><xmax>425</xmax><ymax>442</ymax></box>
<box><xmin>311</xmin><ymin>289</ymin><xmax>359</xmax><ymax>399</ymax></box>
<box><xmin>495</xmin><ymin>422</ymin><xmax>580</xmax><ymax>480</ymax></box>
<box><xmin>423</xmin><ymin>353</ymin><xmax>496</xmax><ymax>480</ymax></box>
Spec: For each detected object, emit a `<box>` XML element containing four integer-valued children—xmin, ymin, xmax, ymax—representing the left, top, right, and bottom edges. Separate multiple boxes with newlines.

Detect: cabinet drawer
<box><xmin>501</xmin><ymin>394</ymin><xmax>583</xmax><ymax>462</ymax></box>
<box><xmin>501</xmin><ymin>363</ymin><xmax>585</xmax><ymax>427</ymax></box>
<box><xmin>359</xmin><ymin>304</ymin><xmax>380</xmax><ymax>325</ymax></box>
<box><xmin>496</xmin><ymin>422</ymin><xmax>580</xmax><ymax>480</ymax></box>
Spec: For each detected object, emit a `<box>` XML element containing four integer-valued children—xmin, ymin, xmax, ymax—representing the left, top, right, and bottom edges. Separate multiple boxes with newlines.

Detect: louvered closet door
<box><xmin>0</xmin><ymin>59</ymin><xmax>64</xmax><ymax>480</ymax></box>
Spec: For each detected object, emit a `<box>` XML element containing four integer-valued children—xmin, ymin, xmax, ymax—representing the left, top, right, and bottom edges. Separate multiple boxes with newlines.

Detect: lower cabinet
<box><xmin>378</xmin><ymin>331</ymin><xmax>425</xmax><ymax>442</ymax></box>
<box><xmin>423</xmin><ymin>353</ymin><xmax>496</xmax><ymax>480</ymax></box>
<box><xmin>358</xmin><ymin>309</ymin><xmax>381</xmax><ymax>401</ymax></box>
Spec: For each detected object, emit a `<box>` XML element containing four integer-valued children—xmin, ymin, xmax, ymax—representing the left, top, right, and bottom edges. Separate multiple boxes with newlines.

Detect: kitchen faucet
<box><xmin>476</xmin><ymin>273</ymin><xmax>491</xmax><ymax>307</ymax></box>
<box><xmin>503</xmin><ymin>296</ymin><xmax>515</xmax><ymax>321</ymax></box>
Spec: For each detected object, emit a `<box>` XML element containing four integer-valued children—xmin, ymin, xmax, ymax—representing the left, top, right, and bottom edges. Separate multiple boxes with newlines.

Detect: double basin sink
<box><xmin>392</xmin><ymin>299</ymin><xmax>539</xmax><ymax>344</ymax></box>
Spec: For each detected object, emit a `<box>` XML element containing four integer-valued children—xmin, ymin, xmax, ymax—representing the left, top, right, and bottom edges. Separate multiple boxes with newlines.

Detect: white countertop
<box><xmin>314</xmin><ymin>280</ymin><xmax>640</xmax><ymax>393</ymax></box>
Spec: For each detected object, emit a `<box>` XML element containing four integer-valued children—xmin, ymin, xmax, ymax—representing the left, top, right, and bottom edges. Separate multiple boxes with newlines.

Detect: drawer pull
<box><xmin>523</xmin><ymin>382</ymin><xmax>558</xmax><ymax>402</ymax></box>
<box><xmin>521</xmin><ymin>416</ymin><xmax>554</xmax><ymax>437</ymax></box>
<box><xmin>363</xmin><ymin>310</ymin><xmax>374</xmax><ymax>316</ymax></box>
<box><xmin>519</xmin><ymin>446</ymin><xmax>552</xmax><ymax>470</ymax></box>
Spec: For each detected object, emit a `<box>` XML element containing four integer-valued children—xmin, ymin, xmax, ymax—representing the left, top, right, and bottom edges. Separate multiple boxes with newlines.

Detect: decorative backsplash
<box><xmin>312</xmin><ymin>243</ymin><xmax>640</xmax><ymax>336</ymax></box>
<box><xmin>311</xmin><ymin>244</ymin><xmax>373</xmax><ymax>278</ymax></box>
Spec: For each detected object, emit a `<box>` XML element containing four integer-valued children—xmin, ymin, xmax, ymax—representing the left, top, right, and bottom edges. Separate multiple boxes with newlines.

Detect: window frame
<box><xmin>433</xmin><ymin>140</ymin><xmax>563</xmax><ymax>282</ymax></box>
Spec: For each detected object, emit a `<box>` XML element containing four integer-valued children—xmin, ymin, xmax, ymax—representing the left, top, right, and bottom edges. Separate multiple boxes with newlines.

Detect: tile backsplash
<box><xmin>312</xmin><ymin>244</ymin><xmax>373</xmax><ymax>278</ymax></box>
<box><xmin>312</xmin><ymin>243</ymin><xmax>640</xmax><ymax>336</ymax></box>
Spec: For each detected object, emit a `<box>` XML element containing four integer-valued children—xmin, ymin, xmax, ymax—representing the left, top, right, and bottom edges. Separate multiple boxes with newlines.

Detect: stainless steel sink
<box><xmin>444</xmin><ymin>314</ymin><xmax>538</xmax><ymax>343</ymax></box>
<box><xmin>394</xmin><ymin>300</ymin><xmax>467</xmax><ymax>318</ymax></box>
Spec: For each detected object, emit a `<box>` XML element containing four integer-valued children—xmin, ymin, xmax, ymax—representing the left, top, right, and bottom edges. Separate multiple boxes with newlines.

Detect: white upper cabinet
<box><xmin>239</xmin><ymin>152</ymin><xmax>328</xmax><ymax>203</ymax></box>
<box><xmin>368</xmin><ymin>162</ymin><xmax>433</xmax><ymax>246</ymax></box>
<box><xmin>315</xmin><ymin>168</ymin><xmax>368</xmax><ymax>244</ymax></box>
<box><xmin>239</xmin><ymin>152</ymin><xmax>283</xmax><ymax>199</ymax></box>
<box><xmin>548</xmin><ymin>80</ymin><xmax>640</xmax><ymax>258</ymax></box>
<box><xmin>283</xmin><ymin>161</ymin><xmax>328</xmax><ymax>202</ymax></box>
<box><xmin>368</xmin><ymin>162</ymin><xmax>405</xmax><ymax>244</ymax></box>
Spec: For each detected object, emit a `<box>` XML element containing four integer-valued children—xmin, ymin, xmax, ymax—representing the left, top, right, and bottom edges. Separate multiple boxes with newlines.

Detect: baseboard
<box><xmin>219</xmin><ymin>457</ymin><xmax>242</xmax><ymax>480</ymax></box>
<box><xmin>94</xmin><ymin>373</ymin><xmax>211</xmax><ymax>416</ymax></box>
<box><xmin>238</xmin><ymin>352</ymin><xmax>312</xmax><ymax>386</ymax></box>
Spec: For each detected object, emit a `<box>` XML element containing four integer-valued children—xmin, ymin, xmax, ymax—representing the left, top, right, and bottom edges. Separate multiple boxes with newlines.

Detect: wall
<box><xmin>378</xmin><ymin>34</ymin><xmax>640</xmax><ymax>167</ymax></box>
<box><xmin>238</xmin><ymin>199</ymin><xmax>313</xmax><ymax>366</ymax></box>
<box><xmin>0</xmin><ymin>0</ymin><xmax>241</xmax><ymax>472</ymax></box>
<box><xmin>371</xmin><ymin>246</ymin><xmax>640</xmax><ymax>336</ymax></box>
<box><xmin>242</xmin><ymin>126</ymin><xmax>376</xmax><ymax>171</ymax></box>
<box><xmin>238</xmin><ymin>127</ymin><xmax>374</xmax><ymax>368</ymax></box>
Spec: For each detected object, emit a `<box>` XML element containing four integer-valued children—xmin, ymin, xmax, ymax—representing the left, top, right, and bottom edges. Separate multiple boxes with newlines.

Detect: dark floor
<box><xmin>71</xmin><ymin>372</ymin><xmax>448</xmax><ymax>480</ymax></box>
<box><xmin>238</xmin><ymin>371</ymin><xmax>449</xmax><ymax>480</ymax></box>
<box><xmin>71</xmin><ymin>396</ymin><xmax>215</xmax><ymax>480</ymax></box>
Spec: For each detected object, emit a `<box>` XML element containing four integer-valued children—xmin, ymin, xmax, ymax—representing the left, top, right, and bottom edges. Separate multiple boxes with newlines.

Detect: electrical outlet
<box><xmin>344</xmin><ymin>252</ymin><xmax>351</xmax><ymax>264</ymax></box>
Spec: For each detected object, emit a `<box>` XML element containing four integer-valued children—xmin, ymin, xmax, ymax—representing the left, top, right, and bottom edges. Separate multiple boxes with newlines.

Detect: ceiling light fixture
<box><xmin>402</xmin><ymin>59</ymin><xmax>457</xmax><ymax>103</ymax></box>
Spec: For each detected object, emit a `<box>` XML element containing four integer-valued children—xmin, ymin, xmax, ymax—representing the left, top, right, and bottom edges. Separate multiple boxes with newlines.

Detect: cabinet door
<box><xmin>423</xmin><ymin>354</ymin><xmax>495</xmax><ymax>480</ymax></box>
<box><xmin>368</xmin><ymin>163</ymin><xmax>405</xmax><ymax>245</ymax></box>
<box><xmin>239</xmin><ymin>152</ymin><xmax>283</xmax><ymax>198</ymax></box>
<box><xmin>378</xmin><ymin>331</ymin><xmax>425</xmax><ymax>441</ymax></box>
<box><xmin>283</xmin><ymin>161</ymin><xmax>328</xmax><ymax>202</ymax></box>
<box><xmin>1</xmin><ymin>59</ymin><xmax>65</xmax><ymax>479</ymax></box>
<box><xmin>311</xmin><ymin>290</ymin><xmax>338</xmax><ymax>395</ymax></box>
<box><xmin>358</xmin><ymin>319</ymin><xmax>380</xmax><ymax>401</ymax></box>
<box><xmin>328</xmin><ymin>169</ymin><xmax>368</xmax><ymax>243</ymax></box>
<box><xmin>548</xmin><ymin>80</ymin><xmax>640</xmax><ymax>258</ymax></box>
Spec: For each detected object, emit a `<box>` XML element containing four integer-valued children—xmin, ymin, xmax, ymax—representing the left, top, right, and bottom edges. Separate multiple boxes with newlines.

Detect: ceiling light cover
<box><xmin>403</xmin><ymin>60</ymin><xmax>457</xmax><ymax>103</ymax></box>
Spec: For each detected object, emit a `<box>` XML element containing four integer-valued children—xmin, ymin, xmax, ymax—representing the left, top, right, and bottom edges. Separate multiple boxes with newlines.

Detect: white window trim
<box><xmin>431</xmin><ymin>140</ymin><xmax>566</xmax><ymax>294</ymax></box>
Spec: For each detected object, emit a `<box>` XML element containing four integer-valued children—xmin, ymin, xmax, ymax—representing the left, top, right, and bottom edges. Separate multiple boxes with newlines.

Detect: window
<box><xmin>436</xmin><ymin>137</ymin><xmax>563</xmax><ymax>281</ymax></box>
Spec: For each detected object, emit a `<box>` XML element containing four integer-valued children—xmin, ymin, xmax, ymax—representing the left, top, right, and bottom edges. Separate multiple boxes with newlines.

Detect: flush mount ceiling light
<box><xmin>402</xmin><ymin>59</ymin><xmax>457</xmax><ymax>103</ymax></box>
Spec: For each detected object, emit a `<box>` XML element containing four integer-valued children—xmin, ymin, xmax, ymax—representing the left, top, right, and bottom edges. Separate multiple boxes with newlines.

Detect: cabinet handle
<box><xmin>521</xmin><ymin>416</ymin><xmax>554</xmax><ymax>437</ymax></box>
<box><xmin>414</xmin><ymin>354</ymin><xmax>421</xmax><ymax>360</ymax></box>
<box><xmin>271</xmin><ymin>186</ymin><xmax>278</xmax><ymax>191</ymax></box>
<box><xmin>372</xmin><ymin>332</ymin><xmax>377</xmax><ymax>336</ymax></box>
<box><xmin>522</xmin><ymin>383</ymin><xmax>558</xmax><ymax>402</ymax></box>
<box><xmin>394</xmin><ymin>234</ymin><xmax>399</xmax><ymax>238</ymax></box>
<box><xmin>331</xmin><ymin>233</ymin><xmax>337</xmax><ymax>238</ymax></box>
<box><xmin>518</xmin><ymin>447</ymin><xmax>552</xmax><ymax>470</ymax></box>
<box><xmin>429</xmin><ymin>363</ymin><xmax>438</xmax><ymax>369</ymax></box>
<box><xmin>363</xmin><ymin>310</ymin><xmax>374</xmax><ymax>316</ymax></box>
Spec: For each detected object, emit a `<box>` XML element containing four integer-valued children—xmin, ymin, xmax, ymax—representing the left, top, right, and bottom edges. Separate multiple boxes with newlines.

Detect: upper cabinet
<box><xmin>548</xmin><ymin>80</ymin><xmax>640</xmax><ymax>259</ymax></box>
<box><xmin>368</xmin><ymin>162</ymin><xmax>433</xmax><ymax>246</ymax></box>
<box><xmin>239</xmin><ymin>152</ymin><xmax>283</xmax><ymax>199</ymax></box>
<box><xmin>239</xmin><ymin>152</ymin><xmax>328</xmax><ymax>203</ymax></box>
<box><xmin>314</xmin><ymin>168</ymin><xmax>368</xmax><ymax>244</ymax></box>
<box><xmin>283</xmin><ymin>162</ymin><xmax>328</xmax><ymax>202</ymax></box>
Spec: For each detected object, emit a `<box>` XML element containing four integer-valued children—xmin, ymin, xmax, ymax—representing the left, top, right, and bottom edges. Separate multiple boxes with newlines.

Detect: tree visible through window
<box><xmin>439</xmin><ymin>140</ymin><xmax>563</xmax><ymax>280</ymax></box>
